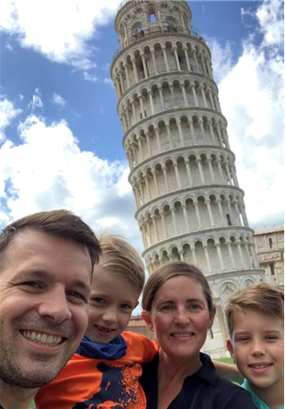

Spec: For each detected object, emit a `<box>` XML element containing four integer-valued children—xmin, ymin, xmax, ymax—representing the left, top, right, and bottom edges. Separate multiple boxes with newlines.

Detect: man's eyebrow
<box><xmin>71</xmin><ymin>279</ymin><xmax>91</xmax><ymax>294</ymax></box>
<box><xmin>19</xmin><ymin>270</ymin><xmax>91</xmax><ymax>293</ymax></box>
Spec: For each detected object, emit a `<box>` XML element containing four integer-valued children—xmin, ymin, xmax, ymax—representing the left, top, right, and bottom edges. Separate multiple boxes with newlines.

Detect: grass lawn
<box><xmin>215</xmin><ymin>357</ymin><xmax>235</xmax><ymax>365</ymax></box>
<box><xmin>28</xmin><ymin>402</ymin><xmax>35</xmax><ymax>408</ymax></box>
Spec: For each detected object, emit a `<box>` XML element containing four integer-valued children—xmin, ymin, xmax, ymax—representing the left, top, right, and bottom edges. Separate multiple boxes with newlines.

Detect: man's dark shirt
<box><xmin>140</xmin><ymin>353</ymin><xmax>255</xmax><ymax>409</ymax></box>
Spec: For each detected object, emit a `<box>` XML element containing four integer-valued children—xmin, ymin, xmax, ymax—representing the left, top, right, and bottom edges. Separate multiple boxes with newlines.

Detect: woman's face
<box><xmin>143</xmin><ymin>275</ymin><xmax>215</xmax><ymax>362</ymax></box>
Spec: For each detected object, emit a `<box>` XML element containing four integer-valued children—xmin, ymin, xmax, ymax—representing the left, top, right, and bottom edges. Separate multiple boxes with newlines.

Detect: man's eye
<box><xmin>68</xmin><ymin>291</ymin><xmax>87</xmax><ymax>303</ymax></box>
<box><xmin>20</xmin><ymin>281</ymin><xmax>42</xmax><ymax>289</ymax></box>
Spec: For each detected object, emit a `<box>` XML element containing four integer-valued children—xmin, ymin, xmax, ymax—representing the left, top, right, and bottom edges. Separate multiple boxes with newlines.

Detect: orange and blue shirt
<box><xmin>35</xmin><ymin>332</ymin><xmax>158</xmax><ymax>409</ymax></box>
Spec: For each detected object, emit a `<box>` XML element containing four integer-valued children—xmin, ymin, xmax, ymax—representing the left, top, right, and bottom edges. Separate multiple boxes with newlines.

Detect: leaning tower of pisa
<box><xmin>111</xmin><ymin>0</ymin><xmax>264</xmax><ymax>355</ymax></box>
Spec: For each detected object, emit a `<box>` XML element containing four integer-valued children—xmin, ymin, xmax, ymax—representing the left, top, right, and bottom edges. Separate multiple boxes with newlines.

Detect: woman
<box><xmin>140</xmin><ymin>262</ymin><xmax>255</xmax><ymax>409</ymax></box>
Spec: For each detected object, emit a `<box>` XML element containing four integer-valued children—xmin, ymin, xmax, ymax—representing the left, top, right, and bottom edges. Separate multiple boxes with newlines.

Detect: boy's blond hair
<box><xmin>94</xmin><ymin>234</ymin><xmax>145</xmax><ymax>293</ymax></box>
<box><xmin>225</xmin><ymin>282</ymin><xmax>284</xmax><ymax>338</ymax></box>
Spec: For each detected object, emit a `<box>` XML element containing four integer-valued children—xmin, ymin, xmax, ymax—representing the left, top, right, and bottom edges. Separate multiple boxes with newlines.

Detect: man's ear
<box><xmin>141</xmin><ymin>310</ymin><xmax>154</xmax><ymax>332</ymax></box>
<box><xmin>226</xmin><ymin>339</ymin><xmax>236</xmax><ymax>363</ymax></box>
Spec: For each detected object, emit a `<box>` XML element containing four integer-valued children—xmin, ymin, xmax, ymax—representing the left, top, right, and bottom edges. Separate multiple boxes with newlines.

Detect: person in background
<box><xmin>35</xmin><ymin>234</ymin><xmax>158</xmax><ymax>408</ymax></box>
<box><xmin>225</xmin><ymin>282</ymin><xmax>284</xmax><ymax>409</ymax></box>
<box><xmin>0</xmin><ymin>209</ymin><xmax>101</xmax><ymax>409</ymax></box>
<box><xmin>140</xmin><ymin>261</ymin><xmax>255</xmax><ymax>409</ymax></box>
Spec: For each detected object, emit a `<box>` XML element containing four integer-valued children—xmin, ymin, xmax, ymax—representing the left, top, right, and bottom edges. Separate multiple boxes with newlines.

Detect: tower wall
<box><xmin>111</xmin><ymin>0</ymin><xmax>264</xmax><ymax>355</ymax></box>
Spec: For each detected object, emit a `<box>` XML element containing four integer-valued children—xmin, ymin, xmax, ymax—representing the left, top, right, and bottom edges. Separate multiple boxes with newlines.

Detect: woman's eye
<box><xmin>189</xmin><ymin>304</ymin><xmax>202</xmax><ymax>311</ymax></box>
<box><xmin>161</xmin><ymin>305</ymin><xmax>173</xmax><ymax>312</ymax></box>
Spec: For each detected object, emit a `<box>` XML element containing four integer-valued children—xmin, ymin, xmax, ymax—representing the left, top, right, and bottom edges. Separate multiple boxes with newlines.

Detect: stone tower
<box><xmin>111</xmin><ymin>0</ymin><xmax>264</xmax><ymax>354</ymax></box>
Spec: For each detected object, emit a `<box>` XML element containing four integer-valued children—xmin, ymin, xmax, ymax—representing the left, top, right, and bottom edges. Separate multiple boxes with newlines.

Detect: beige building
<box><xmin>112</xmin><ymin>0</ymin><xmax>264</xmax><ymax>357</ymax></box>
<box><xmin>254</xmin><ymin>225</ymin><xmax>284</xmax><ymax>287</ymax></box>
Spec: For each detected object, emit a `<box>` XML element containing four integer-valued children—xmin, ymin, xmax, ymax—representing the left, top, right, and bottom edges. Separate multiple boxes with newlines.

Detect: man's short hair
<box><xmin>0</xmin><ymin>209</ymin><xmax>101</xmax><ymax>270</ymax></box>
<box><xmin>94</xmin><ymin>234</ymin><xmax>145</xmax><ymax>292</ymax></box>
<box><xmin>225</xmin><ymin>282</ymin><xmax>284</xmax><ymax>338</ymax></box>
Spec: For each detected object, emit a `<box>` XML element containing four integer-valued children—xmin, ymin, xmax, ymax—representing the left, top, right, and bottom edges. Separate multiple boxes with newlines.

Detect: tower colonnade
<box><xmin>111</xmin><ymin>0</ymin><xmax>264</xmax><ymax>356</ymax></box>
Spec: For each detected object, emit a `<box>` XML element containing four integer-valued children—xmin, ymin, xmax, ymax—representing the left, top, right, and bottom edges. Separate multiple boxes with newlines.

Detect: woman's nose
<box><xmin>173</xmin><ymin>308</ymin><xmax>190</xmax><ymax>325</ymax></box>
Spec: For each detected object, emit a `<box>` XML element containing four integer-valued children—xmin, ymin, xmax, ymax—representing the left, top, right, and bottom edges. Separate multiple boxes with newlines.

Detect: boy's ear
<box><xmin>226</xmin><ymin>339</ymin><xmax>236</xmax><ymax>363</ymax></box>
<box><xmin>142</xmin><ymin>310</ymin><xmax>154</xmax><ymax>332</ymax></box>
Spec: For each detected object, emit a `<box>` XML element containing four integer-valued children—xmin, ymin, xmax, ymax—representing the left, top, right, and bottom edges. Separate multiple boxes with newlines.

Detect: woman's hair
<box><xmin>142</xmin><ymin>261</ymin><xmax>214</xmax><ymax>312</ymax></box>
<box><xmin>225</xmin><ymin>282</ymin><xmax>284</xmax><ymax>338</ymax></box>
<box><xmin>94</xmin><ymin>234</ymin><xmax>145</xmax><ymax>292</ymax></box>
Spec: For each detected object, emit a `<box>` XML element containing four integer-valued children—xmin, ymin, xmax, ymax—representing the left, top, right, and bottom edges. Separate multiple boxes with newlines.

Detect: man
<box><xmin>0</xmin><ymin>209</ymin><xmax>101</xmax><ymax>409</ymax></box>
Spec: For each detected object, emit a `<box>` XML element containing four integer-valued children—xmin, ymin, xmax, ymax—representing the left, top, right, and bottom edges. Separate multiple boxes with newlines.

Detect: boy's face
<box><xmin>85</xmin><ymin>270</ymin><xmax>139</xmax><ymax>344</ymax></box>
<box><xmin>227</xmin><ymin>309</ymin><xmax>284</xmax><ymax>394</ymax></box>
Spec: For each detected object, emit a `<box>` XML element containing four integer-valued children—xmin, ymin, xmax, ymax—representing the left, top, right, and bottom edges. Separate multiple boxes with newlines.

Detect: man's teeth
<box><xmin>22</xmin><ymin>331</ymin><xmax>62</xmax><ymax>346</ymax></box>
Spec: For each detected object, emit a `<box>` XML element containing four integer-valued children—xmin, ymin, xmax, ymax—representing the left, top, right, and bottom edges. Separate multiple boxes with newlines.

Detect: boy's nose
<box><xmin>251</xmin><ymin>341</ymin><xmax>265</xmax><ymax>356</ymax></box>
<box><xmin>102</xmin><ymin>307</ymin><xmax>117</xmax><ymax>324</ymax></box>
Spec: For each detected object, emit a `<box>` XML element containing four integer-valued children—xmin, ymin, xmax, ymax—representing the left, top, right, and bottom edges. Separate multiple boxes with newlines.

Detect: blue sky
<box><xmin>0</xmin><ymin>0</ymin><xmax>284</xmax><ymax>257</ymax></box>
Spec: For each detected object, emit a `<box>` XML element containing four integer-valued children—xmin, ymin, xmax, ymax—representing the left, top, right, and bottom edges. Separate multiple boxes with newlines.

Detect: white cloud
<box><xmin>0</xmin><ymin>112</ymin><xmax>142</xmax><ymax>250</ymax></box>
<box><xmin>0</xmin><ymin>0</ymin><xmax>121</xmax><ymax>70</ymax></box>
<box><xmin>215</xmin><ymin>0</ymin><xmax>284</xmax><ymax>227</ymax></box>
<box><xmin>52</xmin><ymin>93</ymin><xmax>66</xmax><ymax>107</ymax></box>
<box><xmin>0</xmin><ymin>98</ymin><xmax>22</xmax><ymax>140</ymax></box>
<box><xmin>28</xmin><ymin>88</ymin><xmax>43</xmax><ymax>112</ymax></box>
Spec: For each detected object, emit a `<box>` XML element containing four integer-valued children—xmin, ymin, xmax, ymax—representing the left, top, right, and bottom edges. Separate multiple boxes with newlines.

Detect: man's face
<box><xmin>0</xmin><ymin>230</ymin><xmax>92</xmax><ymax>388</ymax></box>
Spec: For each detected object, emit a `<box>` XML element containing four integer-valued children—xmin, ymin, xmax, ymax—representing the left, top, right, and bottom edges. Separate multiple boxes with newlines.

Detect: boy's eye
<box><xmin>91</xmin><ymin>297</ymin><xmax>105</xmax><ymax>305</ymax></box>
<box><xmin>266</xmin><ymin>335</ymin><xmax>278</xmax><ymax>341</ymax></box>
<box><xmin>121</xmin><ymin>304</ymin><xmax>132</xmax><ymax>310</ymax></box>
<box><xmin>236</xmin><ymin>336</ymin><xmax>250</xmax><ymax>342</ymax></box>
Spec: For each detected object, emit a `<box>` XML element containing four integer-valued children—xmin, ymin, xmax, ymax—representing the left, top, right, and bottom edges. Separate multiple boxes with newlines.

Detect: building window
<box><xmin>150</xmin><ymin>13</ymin><xmax>156</xmax><ymax>23</ymax></box>
<box><xmin>226</xmin><ymin>214</ymin><xmax>232</xmax><ymax>226</ymax></box>
<box><xmin>269</xmin><ymin>237</ymin><xmax>273</xmax><ymax>248</ymax></box>
<box><xmin>270</xmin><ymin>264</ymin><xmax>275</xmax><ymax>275</ymax></box>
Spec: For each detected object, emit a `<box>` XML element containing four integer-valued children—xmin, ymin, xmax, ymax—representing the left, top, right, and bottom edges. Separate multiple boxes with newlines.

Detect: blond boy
<box><xmin>35</xmin><ymin>234</ymin><xmax>158</xmax><ymax>408</ymax></box>
<box><xmin>225</xmin><ymin>282</ymin><xmax>284</xmax><ymax>409</ymax></box>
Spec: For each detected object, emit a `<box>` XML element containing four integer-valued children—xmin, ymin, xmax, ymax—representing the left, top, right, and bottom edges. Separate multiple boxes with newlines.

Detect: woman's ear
<box><xmin>208</xmin><ymin>306</ymin><xmax>216</xmax><ymax>329</ymax></box>
<box><xmin>142</xmin><ymin>310</ymin><xmax>154</xmax><ymax>332</ymax></box>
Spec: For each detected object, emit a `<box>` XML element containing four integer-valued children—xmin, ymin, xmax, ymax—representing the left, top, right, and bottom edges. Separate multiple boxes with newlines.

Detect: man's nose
<box><xmin>38</xmin><ymin>286</ymin><xmax>72</xmax><ymax>323</ymax></box>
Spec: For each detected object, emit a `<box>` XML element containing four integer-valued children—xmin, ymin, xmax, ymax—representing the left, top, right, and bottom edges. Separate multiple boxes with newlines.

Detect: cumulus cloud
<box><xmin>211</xmin><ymin>0</ymin><xmax>284</xmax><ymax>228</ymax></box>
<box><xmin>0</xmin><ymin>97</ymin><xmax>22</xmax><ymax>140</ymax></box>
<box><xmin>52</xmin><ymin>93</ymin><xmax>66</xmax><ymax>107</ymax></box>
<box><xmin>28</xmin><ymin>88</ymin><xmax>44</xmax><ymax>112</ymax></box>
<box><xmin>0</xmin><ymin>112</ymin><xmax>141</xmax><ymax>248</ymax></box>
<box><xmin>0</xmin><ymin>0</ymin><xmax>121</xmax><ymax>71</ymax></box>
